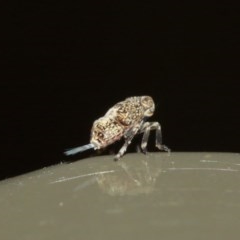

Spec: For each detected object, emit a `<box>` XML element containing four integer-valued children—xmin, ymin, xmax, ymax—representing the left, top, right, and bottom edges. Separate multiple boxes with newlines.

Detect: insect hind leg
<box><xmin>114</xmin><ymin>128</ymin><xmax>138</xmax><ymax>161</ymax></box>
<box><xmin>140</xmin><ymin>122</ymin><xmax>170</xmax><ymax>153</ymax></box>
<box><xmin>114</xmin><ymin>140</ymin><xmax>130</xmax><ymax>161</ymax></box>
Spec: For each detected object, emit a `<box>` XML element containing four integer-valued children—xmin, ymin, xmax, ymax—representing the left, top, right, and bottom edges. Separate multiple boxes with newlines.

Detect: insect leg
<box><xmin>140</xmin><ymin>122</ymin><xmax>170</xmax><ymax>153</ymax></box>
<box><xmin>114</xmin><ymin>137</ymin><xmax>132</xmax><ymax>160</ymax></box>
<box><xmin>114</xmin><ymin>128</ymin><xmax>138</xmax><ymax>161</ymax></box>
<box><xmin>154</xmin><ymin>122</ymin><xmax>170</xmax><ymax>152</ymax></box>
<box><xmin>140</xmin><ymin>122</ymin><xmax>151</xmax><ymax>154</ymax></box>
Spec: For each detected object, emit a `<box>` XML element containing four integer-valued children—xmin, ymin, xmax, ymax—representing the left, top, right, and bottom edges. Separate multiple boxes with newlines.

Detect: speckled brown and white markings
<box><xmin>64</xmin><ymin>96</ymin><xmax>170</xmax><ymax>160</ymax></box>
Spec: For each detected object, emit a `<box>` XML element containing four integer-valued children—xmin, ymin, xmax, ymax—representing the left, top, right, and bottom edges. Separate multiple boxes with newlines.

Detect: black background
<box><xmin>1</xmin><ymin>1</ymin><xmax>239</xmax><ymax>179</ymax></box>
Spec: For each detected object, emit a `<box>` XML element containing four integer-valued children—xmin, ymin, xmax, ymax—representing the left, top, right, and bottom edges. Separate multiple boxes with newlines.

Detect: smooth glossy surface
<box><xmin>0</xmin><ymin>152</ymin><xmax>240</xmax><ymax>240</ymax></box>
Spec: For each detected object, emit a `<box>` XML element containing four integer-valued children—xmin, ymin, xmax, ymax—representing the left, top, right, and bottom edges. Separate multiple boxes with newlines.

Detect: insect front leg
<box><xmin>140</xmin><ymin>122</ymin><xmax>170</xmax><ymax>153</ymax></box>
<box><xmin>140</xmin><ymin>122</ymin><xmax>151</xmax><ymax>154</ymax></box>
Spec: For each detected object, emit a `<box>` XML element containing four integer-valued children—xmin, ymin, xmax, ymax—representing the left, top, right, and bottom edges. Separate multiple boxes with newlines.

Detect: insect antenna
<box><xmin>64</xmin><ymin>143</ymin><xmax>95</xmax><ymax>156</ymax></box>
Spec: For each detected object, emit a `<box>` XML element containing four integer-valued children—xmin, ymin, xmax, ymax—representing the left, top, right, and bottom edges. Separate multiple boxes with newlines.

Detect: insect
<box><xmin>64</xmin><ymin>96</ymin><xmax>170</xmax><ymax>160</ymax></box>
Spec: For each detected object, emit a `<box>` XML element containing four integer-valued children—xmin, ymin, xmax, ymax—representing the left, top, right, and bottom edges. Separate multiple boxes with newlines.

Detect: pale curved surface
<box><xmin>0</xmin><ymin>152</ymin><xmax>240</xmax><ymax>240</ymax></box>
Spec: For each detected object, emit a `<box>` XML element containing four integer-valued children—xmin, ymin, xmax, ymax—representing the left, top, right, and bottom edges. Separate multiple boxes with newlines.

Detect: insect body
<box><xmin>64</xmin><ymin>96</ymin><xmax>169</xmax><ymax>160</ymax></box>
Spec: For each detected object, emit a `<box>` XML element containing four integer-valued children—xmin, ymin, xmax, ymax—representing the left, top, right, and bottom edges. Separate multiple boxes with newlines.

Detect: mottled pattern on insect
<box><xmin>64</xmin><ymin>96</ymin><xmax>170</xmax><ymax>160</ymax></box>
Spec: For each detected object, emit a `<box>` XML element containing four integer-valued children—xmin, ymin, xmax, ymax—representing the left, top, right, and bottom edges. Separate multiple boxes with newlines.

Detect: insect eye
<box><xmin>141</xmin><ymin>96</ymin><xmax>154</xmax><ymax>108</ymax></box>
